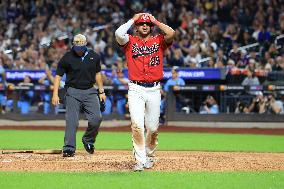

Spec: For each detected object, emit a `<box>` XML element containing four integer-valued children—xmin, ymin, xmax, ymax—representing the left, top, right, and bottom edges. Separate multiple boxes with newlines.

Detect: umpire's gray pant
<box><xmin>63</xmin><ymin>87</ymin><xmax>102</xmax><ymax>151</ymax></box>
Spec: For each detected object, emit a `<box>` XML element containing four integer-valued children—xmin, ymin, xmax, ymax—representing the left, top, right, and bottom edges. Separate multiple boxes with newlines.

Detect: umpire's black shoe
<box><xmin>83</xmin><ymin>142</ymin><xmax>94</xmax><ymax>154</ymax></box>
<box><xmin>62</xmin><ymin>149</ymin><xmax>75</xmax><ymax>157</ymax></box>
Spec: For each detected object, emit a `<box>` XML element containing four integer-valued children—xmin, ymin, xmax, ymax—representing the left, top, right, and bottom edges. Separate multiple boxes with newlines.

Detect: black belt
<box><xmin>130</xmin><ymin>80</ymin><xmax>160</xmax><ymax>88</ymax></box>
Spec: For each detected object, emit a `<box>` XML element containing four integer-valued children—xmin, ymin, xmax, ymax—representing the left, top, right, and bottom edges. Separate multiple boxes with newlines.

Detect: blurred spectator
<box><xmin>238</xmin><ymin>50</ymin><xmax>249</xmax><ymax>68</ymax></box>
<box><xmin>229</xmin><ymin>42</ymin><xmax>241</xmax><ymax>64</ymax></box>
<box><xmin>184</xmin><ymin>46</ymin><xmax>202</xmax><ymax>67</ymax></box>
<box><xmin>247</xmin><ymin>91</ymin><xmax>267</xmax><ymax>114</ymax></box>
<box><xmin>38</xmin><ymin>69</ymin><xmax>54</xmax><ymax>114</ymax></box>
<box><xmin>241</xmin><ymin>70</ymin><xmax>260</xmax><ymax>86</ymax></box>
<box><xmin>266</xmin><ymin>93</ymin><xmax>284</xmax><ymax>114</ymax></box>
<box><xmin>100</xmin><ymin>72</ymin><xmax>113</xmax><ymax>115</ymax></box>
<box><xmin>245</xmin><ymin>58</ymin><xmax>257</xmax><ymax>72</ymax></box>
<box><xmin>235</xmin><ymin>101</ymin><xmax>250</xmax><ymax>114</ymax></box>
<box><xmin>163</xmin><ymin>67</ymin><xmax>185</xmax><ymax>93</ymax></box>
<box><xmin>103</xmin><ymin>46</ymin><xmax>119</xmax><ymax>68</ymax></box>
<box><xmin>273</xmin><ymin>56</ymin><xmax>284</xmax><ymax>71</ymax></box>
<box><xmin>264</xmin><ymin>58</ymin><xmax>275</xmax><ymax>72</ymax></box>
<box><xmin>199</xmin><ymin>95</ymin><xmax>219</xmax><ymax>114</ymax></box>
<box><xmin>0</xmin><ymin>0</ymin><xmax>283</xmax><ymax>72</ymax></box>
<box><xmin>112</xmin><ymin>69</ymin><xmax>129</xmax><ymax>115</ymax></box>
<box><xmin>161</xmin><ymin>67</ymin><xmax>186</xmax><ymax>121</ymax></box>
<box><xmin>0</xmin><ymin>0</ymin><xmax>284</xmax><ymax>116</ymax></box>
<box><xmin>168</xmin><ymin>48</ymin><xmax>184</xmax><ymax>67</ymax></box>
<box><xmin>17</xmin><ymin>75</ymin><xmax>34</xmax><ymax>114</ymax></box>
<box><xmin>0</xmin><ymin>63</ymin><xmax>7</xmax><ymax>114</ymax></box>
<box><xmin>215</xmin><ymin>48</ymin><xmax>227</xmax><ymax>65</ymax></box>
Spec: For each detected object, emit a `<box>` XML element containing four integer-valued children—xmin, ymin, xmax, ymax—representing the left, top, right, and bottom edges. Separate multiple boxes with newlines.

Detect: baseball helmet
<box><xmin>135</xmin><ymin>14</ymin><xmax>153</xmax><ymax>26</ymax></box>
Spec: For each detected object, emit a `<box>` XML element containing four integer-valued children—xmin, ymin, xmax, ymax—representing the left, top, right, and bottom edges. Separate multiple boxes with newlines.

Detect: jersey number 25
<box><xmin>149</xmin><ymin>56</ymin><xmax>160</xmax><ymax>66</ymax></box>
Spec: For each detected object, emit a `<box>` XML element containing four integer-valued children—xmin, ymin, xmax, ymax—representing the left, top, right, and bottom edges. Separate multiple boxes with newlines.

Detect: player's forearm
<box><xmin>52</xmin><ymin>75</ymin><xmax>61</xmax><ymax>96</ymax></box>
<box><xmin>47</xmin><ymin>74</ymin><xmax>55</xmax><ymax>84</ymax></box>
<box><xmin>154</xmin><ymin>21</ymin><xmax>175</xmax><ymax>44</ymax></box>
<box><xmin>95</xmin><ymin>72</ymin><xmax>104</xmax><ymax>93</ymax></box>
<box><xmin>115</xmin><ymin>19</ymin><xmax>133</xmax><ymax>45</ymax></box>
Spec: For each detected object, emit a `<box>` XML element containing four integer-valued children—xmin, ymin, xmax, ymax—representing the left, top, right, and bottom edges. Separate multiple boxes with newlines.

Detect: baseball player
<box><xmin>52</xmin><ymin>34</ymin><xmax>106</xmax><ymax>157</ymax></box>
<box><xmin>115</xmin><ymin>13</ymin><xmax>175</xmax><ymax>171</ymax></box>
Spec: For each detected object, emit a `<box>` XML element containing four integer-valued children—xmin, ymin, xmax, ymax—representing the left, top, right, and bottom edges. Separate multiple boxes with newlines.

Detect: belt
<box><xmin>130</xmin><ymin>80</ymin><xmax>160</xmax><ymax>88</ymax></box>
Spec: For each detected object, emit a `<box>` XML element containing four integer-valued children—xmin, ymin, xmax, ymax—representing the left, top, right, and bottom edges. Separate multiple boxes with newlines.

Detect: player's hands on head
<box><xmin>146</xmin><ymin>13</ymin><xmax>158</xmax><ymax>25</ymax></box>
<box><xmin>132</xmin><ymin>13</ymin><xmax>144</xmax><ymax>22</ymax></box>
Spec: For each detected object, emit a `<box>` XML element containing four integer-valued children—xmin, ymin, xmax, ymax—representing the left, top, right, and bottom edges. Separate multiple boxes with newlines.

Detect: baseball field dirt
<box><xmin>1</xmin><ymin>150</ymin><xmax>284</xmax><ymax>172</ymax></box>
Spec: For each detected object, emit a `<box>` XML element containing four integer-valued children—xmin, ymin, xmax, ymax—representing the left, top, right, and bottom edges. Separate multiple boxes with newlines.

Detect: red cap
<box><xmin>135</xmin><ymin>14</ymin><xmax>153</xmax><ymax>25</ymax></box>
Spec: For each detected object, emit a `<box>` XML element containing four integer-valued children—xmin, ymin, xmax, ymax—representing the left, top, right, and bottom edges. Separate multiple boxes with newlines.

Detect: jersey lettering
<box><xmin>131</xmin><ymin>43</ymin><xmax>160</xmax><ymax>59</ymax></box>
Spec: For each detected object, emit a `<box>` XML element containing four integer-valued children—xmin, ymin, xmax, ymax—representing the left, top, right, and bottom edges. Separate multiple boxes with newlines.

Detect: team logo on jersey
<box><xmin>131</xmin><ymin>43</ymin><xmax>159</xmax><ymax>58</ymax></box>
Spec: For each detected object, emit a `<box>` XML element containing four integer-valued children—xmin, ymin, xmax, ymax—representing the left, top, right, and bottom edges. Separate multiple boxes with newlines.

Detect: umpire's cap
<box><xmin>135</xmin><ymin>13</ymin><xmax>153</xmax><ymax>26</ymax></box>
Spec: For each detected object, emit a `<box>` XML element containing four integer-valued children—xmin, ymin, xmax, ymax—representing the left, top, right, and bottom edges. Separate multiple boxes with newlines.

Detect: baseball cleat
<box><xmin>62</xmin><ymin>149</ymin><xmax>75</xmax><ymax>157</ymax></box>
<box><xmin>83</xmin><ymin>142</ymin><xmax>94</xmax><ymax>154</ymax></box>
<box><xmin>144</xmin><ymin>158</ymin><xmax>154</xmax><ymax>169</ymax></box>
<box><xmin>133</xmin><ymin>162</ymin><xmax>144</xmax><ymax>172</ymax></box>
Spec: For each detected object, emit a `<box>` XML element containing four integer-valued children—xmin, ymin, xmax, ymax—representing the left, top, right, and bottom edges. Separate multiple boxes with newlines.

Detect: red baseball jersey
<box><xmin>123</xmin><ymin>34</ymin><xmax>171</xmax><ymax>82</ymax></box>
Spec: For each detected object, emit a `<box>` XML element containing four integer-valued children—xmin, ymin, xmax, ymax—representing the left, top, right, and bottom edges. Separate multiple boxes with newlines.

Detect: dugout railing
<box><xmin>165</xmin><ymin>84</ymin><xmax>284</xmax><ymax>123</ymax></box>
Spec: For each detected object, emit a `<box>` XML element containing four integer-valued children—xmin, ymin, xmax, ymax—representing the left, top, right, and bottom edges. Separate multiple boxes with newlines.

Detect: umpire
<box><xmin>52</xmin><ymin>34</ymin><xmax>106</xmax><ymax>157</ymax></box>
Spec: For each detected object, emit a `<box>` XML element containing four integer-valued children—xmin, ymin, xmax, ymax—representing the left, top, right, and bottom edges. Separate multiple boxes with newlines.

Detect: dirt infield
<box><xmin>1</xmin><ymin>150</ymin><xmax>284</xmax><ymax>172</ymax></box>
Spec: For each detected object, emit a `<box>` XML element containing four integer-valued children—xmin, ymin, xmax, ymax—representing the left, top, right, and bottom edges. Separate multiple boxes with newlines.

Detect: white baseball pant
<box><xmin>128</xmin><ymin>82</ymin><xmax>161</xmax><ymax>164</ymax></box>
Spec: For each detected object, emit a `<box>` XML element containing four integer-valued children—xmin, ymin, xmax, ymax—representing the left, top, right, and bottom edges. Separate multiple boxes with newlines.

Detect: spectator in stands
<box><xmin>247</xmin><ymin>91</ymin><xmax>267</xmax><ymax>114</ymax></box>
<box><xmin>0</xmin><ymin>0</ymin><xmax>283</xmax><ymax>72</ymax></box>
<box><xmin>215</xmin><ymin>48</ymin><xmax>227</xmax><ymax>65</ymax></box>
<box><xmin>238</xmin><ymin>50</ymin><xmax>249</xmax><ymax>68</ymax></box>
<box><xmin>235</xmin><ymin>101</ymin><xmax>250</xmax><ymax>114</ymax></box>
<box><xmin>264</xmin><ymin>58</ymin><xmax>275</xmax><ymax>72</ymax></box>
<box><xmin>273</xmin><ymin>56</ymin><xmax>284</xmax><ymax>71</ymax></box>
<box><xmin>199</xmin><ymin>95</ymin><xmax>219</xmax><ymax>114</ymax></box>
<box><xmin>38</xmin><ymin>69</ymin><xmax>54</xmax><ymax>114</ymax></box>
<box><xmin>245</xmin><ymin>58</ymin><xmax>257</xmax><ymax>73</ymax></box>
<box><xmin>161</xmin><ymin>67</ymin><xmax>186</xmax><ymax>121</ymax></box>
<box><xmin>103</xmin><ymin>46</ymin><xmax>119</xmax><ymax>68</ymax></box>
<box><xmin>168</xmin><ymin>48</ymin><xmax>184</xmax><ymax>67</ymax></box>
<box><xmin>202</xmin><ymin>57</ymin><xmax>215</xmax><ymax>68</ymax></box>
<box><xmin>1</xmin><ymin>0</ymin><xmax>284</xmax><ymax>116</ymax></box>
<box><xmin>112</xmin><ymin>69</ymin><xmax>129</xmax><ymax>115</ymax></box>
<box><xmin>0</xmin><ymin>63</ymin><xmax>6</xmax><ymax>114</ymax></box>
<box><xmin>17</xmin><ymin>75</ymin><xmax>34</xmax><ymax>114</ymax></box>
<box><xmin>100</xmin><ymin>72</ymin><xmax>113</xmax><ymax>115</ymax></box>
<box><xmin>163</xmin><ymin>67</ymin><xmax>185</xmax><ymax>93</ymax></box>
<box><xmin>238</xmin><ymin>29</ymin><xmax>256</xmax><ymax>46</ymax></box>
<box><xmin>215</xmin><ymin>59</ymin><xmax>225</xmax><ymax>68</ymax></box>
<box><xmin>266</xmin><ymin>93</ymin><xmax>284</xmax><ymax>114</ymax></box>
<box><xmin>229</xmin><ymin>42</ymin><xmax>241</xmax><ymax>65</ymax></box>
<box><xmin>241</xmin><ymin>70</ymin><xmax>260</xmax><ymax>86</ymax></box>
<box><xmin>184</xmin><ymin>46</ymin><xmax>202</xmax><ymax>67</ymax></box>
<box><xmin>179</xmin><ymin>37</ymin><xmax>191</xmax><ymax>57</ymax></box>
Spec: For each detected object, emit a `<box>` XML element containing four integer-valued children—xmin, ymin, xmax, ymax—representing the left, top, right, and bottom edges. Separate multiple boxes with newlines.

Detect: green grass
<box><xmin>1</xmin><ymin>130</ymin><xmax>283</xmax><ymax>188</ymax></box>
<box><xmin>1</xmin><ymin>171</ymin><xmax>284</xmax><ymax>189</ymax></box>
<box><xmin>0</xmin><ymin>130</ymin><xmax>284</xmax><ymax>152</ymax></box>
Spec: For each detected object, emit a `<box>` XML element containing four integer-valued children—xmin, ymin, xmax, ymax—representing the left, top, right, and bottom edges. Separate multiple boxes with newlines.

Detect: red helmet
<box><xmin>135</xmin><ymin>14</ymin><xmax>153</xmax><ymax>26</ymax></box>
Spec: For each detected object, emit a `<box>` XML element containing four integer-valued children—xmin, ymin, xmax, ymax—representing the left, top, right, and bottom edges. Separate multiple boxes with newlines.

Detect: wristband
<box><xmin>99</xmin><ymin>91</ymin><xmax>105</xmax><ymax>94</ymax></box>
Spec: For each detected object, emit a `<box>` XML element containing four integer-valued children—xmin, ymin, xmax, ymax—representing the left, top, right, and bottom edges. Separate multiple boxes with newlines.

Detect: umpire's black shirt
<box><xmin>56</xmin><ymin>49</ymin><xmax>101</xmax><ymax>90</ymax></box>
